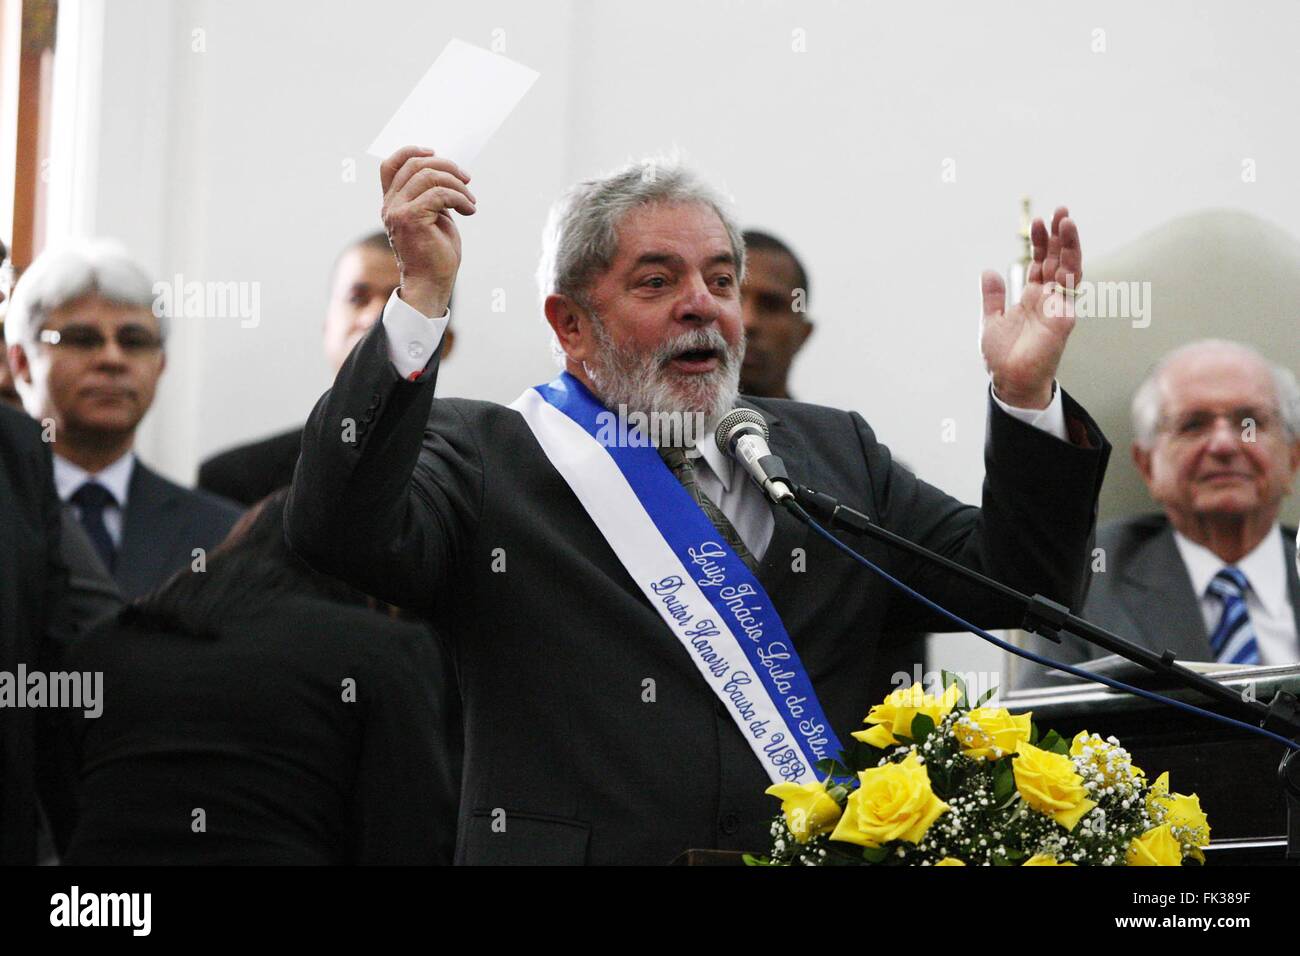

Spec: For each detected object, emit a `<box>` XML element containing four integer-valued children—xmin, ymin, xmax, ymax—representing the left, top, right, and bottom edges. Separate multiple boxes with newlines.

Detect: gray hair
<box><xmin>5</xmin><ymin>239</ymin><xmax>160</xmax><ymax>346</ymax></box>
<box><xmin>1131</xmin><ymin>338</ymin><xmax>1300</xmax><ymax>446</ymax></box>
<box><xmin>536</xmin><ymin>156</ymin><xmax>746</xmax><ymax>361</ymax></box>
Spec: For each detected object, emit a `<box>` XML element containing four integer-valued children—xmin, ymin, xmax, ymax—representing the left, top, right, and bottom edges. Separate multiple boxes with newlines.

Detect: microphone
<box><xmin>714</xmin><ymin>409</ymin><xmax>795</xmax><ymax>504</ymax></box>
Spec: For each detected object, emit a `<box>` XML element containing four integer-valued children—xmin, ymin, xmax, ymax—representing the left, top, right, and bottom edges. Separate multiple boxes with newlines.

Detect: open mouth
<box><xmin>668</xmin><ymin>347</ymin><xmax>721</xmax><ymax>373</ymax></box>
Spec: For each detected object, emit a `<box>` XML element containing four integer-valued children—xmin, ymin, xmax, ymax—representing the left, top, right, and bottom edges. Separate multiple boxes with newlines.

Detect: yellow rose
<box><xmin>1012</xmin><ymin>741</ymin><xmax>1097</xmax><ymax>831</ymax></box>
<box><xmin>1126</xmin><ymin>824</ymin><xmax>1183</xmax><ymax>866</ymax></box>
<box><xmin>1145</xmin><ymin>772</ymin><xmax>1210</xmax><ymax>863</ymax></box>
<box><xmin>953</xmin><ymin>708</ymin><xmax>1032</xmax><ymax>760</ymax></box>
<box><xmin>1146</xmin><ymin>770</ymin><xmax>1172</xmax><ymax>815</ymax></box>
<box><xmin>852</xmin><ymin>682</ymin><xmax>961</xmax><ymax>747</ymax></box>
<box><xmin>830</xmin><ymin>752</ymin><xmax>949</xmax><ymax>849</ymax></box>
<box><xmin>764</xmin><ymin>780</ymin><xmax>843</xmax><ymax>843</ymax></box>
<box><xmin>851</xmin><ymin>723</ymin><xmax>901</xmax><ymax>749</ymax></box>
<box><xmin>1070</xmin><ymin>730</ymin><xmax>1144</xmax><ymax>786</ymax></box>
<box><xmin>1022</xmin><ymin>854</ymin><xmax>1077</xmax><ymax>866</ymax></box>
<box><xmin>935</xmin><ymin>857</ymin><xmax>965</xmax><ymax>866</ymax></box>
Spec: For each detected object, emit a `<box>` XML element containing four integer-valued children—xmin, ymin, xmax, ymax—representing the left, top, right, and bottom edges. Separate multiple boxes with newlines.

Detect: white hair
<box><xmin>1131</xmin><ymin>338</ymin><xmax>1300</xmax><ymax>446</ymax></box>
<box><xmin>5</xmin><ymin>239</ymin><xmax>159</xmax><ymax>346</ymax></box>
<box><xmin>536</xmin><ymin>154</ymin><xmax>746</xmax><ymax>365</ymax></box>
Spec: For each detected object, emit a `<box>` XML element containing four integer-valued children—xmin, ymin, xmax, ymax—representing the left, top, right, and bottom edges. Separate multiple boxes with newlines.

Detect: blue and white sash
<box><xmin>509</xmin><ymin>372</ymin><xmax>842</xmax><ymax>785</ymax></box>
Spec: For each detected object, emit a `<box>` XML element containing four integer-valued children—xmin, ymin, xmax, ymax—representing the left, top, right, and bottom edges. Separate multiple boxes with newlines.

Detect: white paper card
<box><xmin>367</xmin><ymin>39</ymin><xmax>540</xmax><ymax>164</ymax></box>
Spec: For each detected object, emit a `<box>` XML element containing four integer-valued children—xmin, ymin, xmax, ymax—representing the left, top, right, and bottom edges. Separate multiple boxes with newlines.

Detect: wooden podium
<box><xmin>1004</xmin><ymin>663</ymin><xmax>1300</xmax><ymax>865</ymax></box>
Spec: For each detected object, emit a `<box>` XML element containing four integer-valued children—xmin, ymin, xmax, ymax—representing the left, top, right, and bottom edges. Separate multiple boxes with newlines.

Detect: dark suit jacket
<box><xmin>1014</xmin><ymin>513</ymin><xmax>1300</xmax><ymax>688</ymax></box>
<box><xmin>59</xmin><ymin>509</ymin><xmax>123</xmax><ymax>634</ymax></box>
<box><xmin>198</xmin><ymin>427</ymin><xmax>304</xmax><ymax>507</ymax></box>
<box><xmin>0</xmin><ymin>404</ymin><xmax>65</xmax><ymax>864</ymax></box>
<box><xmin>57</xmin><ymin>596</ymin><xmax>459</xmax><ymax>865</ymax></box>
<box><xmin>285</xmin><ymin>322</ymin><xmax>1110</xmax><ymax>864</ymax></box>
<box><xmin>115</xmin><ymin>463</ymin><xmax>242</xmax><ymax>599</ymax></box>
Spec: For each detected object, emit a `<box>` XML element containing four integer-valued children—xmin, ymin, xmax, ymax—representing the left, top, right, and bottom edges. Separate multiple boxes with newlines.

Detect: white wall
<box><xmin>58</xmin><ymin>0</ymin><xmax>1300</xmax><ymax>679</ymax></box>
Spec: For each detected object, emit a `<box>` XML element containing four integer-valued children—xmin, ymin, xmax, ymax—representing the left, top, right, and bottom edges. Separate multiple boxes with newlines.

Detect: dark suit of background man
<box><xmin>198</xmin><ymin>231</ymin><xmax>456</xmax><ymax>506</ymax></box>
<box><xmin>6</xmin><ymin>240</ymin><xmax>240</xmax><ymax>600</ymax></box>
<box><xmin>287</xmin><ymin>146</ymin><xmax>1109</xmax><ymax>864</ymax></box>
<box><xmin>0</xmin><ymin>401</ymin><xmax>125</xmax><ymax>864</ymax></box>
<box><xmin>1017</xmin><ymin>339</ymin><xmax>1300</xmax><ymax>687</ymax></box>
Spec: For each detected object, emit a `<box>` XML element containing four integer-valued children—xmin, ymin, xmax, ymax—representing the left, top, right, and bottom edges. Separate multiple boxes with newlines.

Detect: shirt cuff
<box><xmin>990</xmin><ymin>380</ymin><xmax>1068</xmax><ymax>441</ymax></box>
<box><xmin>382</xmin><ymin>288</ymin><xmax>451</xmax><ymax>380</ymax></box>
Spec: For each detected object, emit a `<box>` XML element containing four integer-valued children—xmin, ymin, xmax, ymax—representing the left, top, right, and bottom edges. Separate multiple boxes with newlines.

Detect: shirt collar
<box><xmin>693</xmin><ymin>423</ymin><xmax>735</xmax><ymax>491</ymax></box>
<box><xmin>53</xmin><ymin>450</ymin><xmax>136</xmax><ymax>508</ymax></box>
<box><xmin>1172</xmin><ymin>523</ymin><xmax>1288</xmax><ymax>617</ymax></box>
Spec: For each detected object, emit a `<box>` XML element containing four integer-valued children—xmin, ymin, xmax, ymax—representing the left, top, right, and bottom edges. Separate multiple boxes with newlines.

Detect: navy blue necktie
<box><xmin>71</xmin><ymin>480</ymin><xmax>118</xmax><ymax>572</ymax></box>
<box><xmin>1206</xmin><ymin>567</ymin><xmax>1262</xmax><ymax>666</ymax></box>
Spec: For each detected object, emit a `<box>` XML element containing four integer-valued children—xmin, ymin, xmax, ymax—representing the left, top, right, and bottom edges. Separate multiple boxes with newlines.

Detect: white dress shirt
<box><xmin>381</xmin><ymin>290</ymin><xmax>1070</xmax><ymax>563</ymax></box>
<box><xmin>1172</xmin><ymin>524</ymin><xmax>1299</xmax><ymax>665</ymax></box>
<box><xmin>53</xmin><ymin>450</ymin><xmax>136</xmax><ymax>547</ymax></box>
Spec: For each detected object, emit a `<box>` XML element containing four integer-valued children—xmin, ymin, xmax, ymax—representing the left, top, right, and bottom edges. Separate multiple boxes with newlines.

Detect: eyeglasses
<box><xmin>1157</xmin><ymin>407</ymin><xmax>1283</xmax><ymax>443</ymax></box>
<box><xmin>38</xmin><ymin>324</ymin><xmax>163</xmax><ymax>355</ymax></box>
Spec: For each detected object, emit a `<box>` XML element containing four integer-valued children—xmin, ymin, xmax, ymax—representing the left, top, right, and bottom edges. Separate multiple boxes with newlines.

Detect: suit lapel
<box><xmin>1116</xmin><ymin>522</ymin><xmax>1212</xmax><ymax>661</ymax></box>
<box><xmin>117</xmin><ymin>463</ymin><xmax>186</xmax><ymax>597</ymax></box>
<box><xmin>1280</xmin><ymin>527</ymin><xmax>1300</xmax><ymax>639</ymax></box>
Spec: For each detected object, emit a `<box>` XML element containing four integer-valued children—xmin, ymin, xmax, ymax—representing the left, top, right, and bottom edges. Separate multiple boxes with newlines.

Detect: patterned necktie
<box><xmin>71</xmin><ymin>480</ymin><xmax>118</xmax><ymax>572</ymax></box>
<box><xmin>657</xmin><ymin>445</ymin><xmax>759</xmax><ymax>574</ymax></box>
<box><xmin>1206</xmin><ymin>567</ymin><xmax>1261</xmax><ymax>665</ymax></box>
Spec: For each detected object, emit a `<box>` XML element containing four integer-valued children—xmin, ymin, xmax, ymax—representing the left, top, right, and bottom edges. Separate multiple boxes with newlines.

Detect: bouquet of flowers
<box><xmin>751</xmin><ymin>676</ymin><xmax>1210</xmax><ymax>866</ymax></box>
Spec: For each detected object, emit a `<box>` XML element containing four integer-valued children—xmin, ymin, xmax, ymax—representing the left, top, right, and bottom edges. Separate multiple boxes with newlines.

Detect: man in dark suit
<box><xmin>1016</xmin><ymin>340</ymin><xmax>1300</xmax><ymax>687</ymax></box>
<box><xmin>0</xmin><ymin>401</ymin><xmax>66</xmax><ymax>865</ymax></box>
<box><xmin>287</xmin><ymin>147</ymin><xmax>1109</xmax><ymax>864</ymax></box>
<box><xmin>0</xmin><ymin>400</ymin><xmax>126</xmax><ymax>863</ymax></box>
<box><xmin>198</xmin><ymin>232</ymin><xmax>455</xmax><ymax>505</ymax></box>
<box><xmin>6</xmin><ymin>240</ymin><xmax>240</xmax><ymax>600</ymax></box>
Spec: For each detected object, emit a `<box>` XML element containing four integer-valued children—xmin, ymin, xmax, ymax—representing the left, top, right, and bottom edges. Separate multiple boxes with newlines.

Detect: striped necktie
<box><xmin>1206</xmin><ymin>567</ymin><xmax>1262</xmax><ymax>666</ymax></box>
<box><xmin>657</xmin><ymin>445</ymin><xmax>759</xmax><ymax>574</ymax></box>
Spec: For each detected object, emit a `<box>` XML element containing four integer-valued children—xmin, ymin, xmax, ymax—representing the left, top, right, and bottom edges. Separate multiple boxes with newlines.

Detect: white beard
<box><xmin>582</xmin><ymin>313</ymin><xmax>743</xmax><ymax>424</ymax></box>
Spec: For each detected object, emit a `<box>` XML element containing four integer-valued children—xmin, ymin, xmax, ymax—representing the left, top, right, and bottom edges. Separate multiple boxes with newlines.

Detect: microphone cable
<box><xmin>783</xmin><ymin>498</ymin><xmax>1300</xmax><ymax>753</ymax></box>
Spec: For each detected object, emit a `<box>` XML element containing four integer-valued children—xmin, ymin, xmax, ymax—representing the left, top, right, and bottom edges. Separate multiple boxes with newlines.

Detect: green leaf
<box><xmin>1029</xmin><ymin>722</ymin><xmax>1040</xmax><ymax>745</ymax></box>
<box><xmin>910</xmin><ymin>712</ymin><xmax>936</xmax><ymax>744</ymax></box>
<box><xmin>843</xmin><ymin>737</ymin><xmax>884</xmax><ymax>773</ymax></box>
<box><xmin>861</xmin><ymin>845</ymin><xmax>889</xmax><ymax>864</ymax></box>
<box><xmin>742</xmin><ymin>853</ymin><xmax>773</xmax><ymax>866</ymax></box>
<box><xmin>1039</xmin><ymin>729</ymin><xmax>1069</xmax><ymax>755</ymax></box>
<box><xmin>973</xmin><ymin>684</ymin><xmax>999</xmax><ymax>708</ymax></box>
<box><xmin>993</xmin><ymin>759</ymin><xmax>1015</xmax><ymax>802</ymax></box>
<box><xmin>817</xmin><ymin>757</ymin><xmax>851</xmax><ymax>780</ymax></box>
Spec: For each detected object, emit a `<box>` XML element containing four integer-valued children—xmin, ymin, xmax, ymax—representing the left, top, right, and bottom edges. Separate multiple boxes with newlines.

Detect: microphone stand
<box><xmin>785</xmin><ymin>483</ymin><xmax>1300</xmax><ymax>858</ymax></box>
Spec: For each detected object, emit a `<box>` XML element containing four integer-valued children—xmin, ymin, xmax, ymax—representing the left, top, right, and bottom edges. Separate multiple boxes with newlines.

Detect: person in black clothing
<box><xmin>198</xmin><ymin>232</ymin><xmax>455</xmax><ymax>506</ymax></box>
<box><xmin>52</xmin><ymin>491</ymin><xmax>461</xmax><ymax>865</ymax></box>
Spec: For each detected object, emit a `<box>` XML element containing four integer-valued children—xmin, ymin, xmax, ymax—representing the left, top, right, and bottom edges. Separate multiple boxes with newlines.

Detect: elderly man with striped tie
<box><xmin>1017</xmin><ymin>339</ymin><xmax>1300</xmax><ymax>687</ymax></box>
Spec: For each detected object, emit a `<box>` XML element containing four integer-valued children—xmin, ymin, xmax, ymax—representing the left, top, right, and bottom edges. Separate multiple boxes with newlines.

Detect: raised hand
<box><xmin>979</xmin><ymin>206</ymin><xmax>1081</xmax><ymax>410</ymax></box>
<box><xmin>379</xmin><ymin>146</ymin><xmax>477</xmax><ymax>318</ymax></box>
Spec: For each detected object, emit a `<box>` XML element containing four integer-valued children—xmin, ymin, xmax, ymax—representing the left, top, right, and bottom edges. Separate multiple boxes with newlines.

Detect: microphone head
<box><xmin>714</xmin><ymin>408</ymin><xmax>769</xmax><ymax>456</ymax></box>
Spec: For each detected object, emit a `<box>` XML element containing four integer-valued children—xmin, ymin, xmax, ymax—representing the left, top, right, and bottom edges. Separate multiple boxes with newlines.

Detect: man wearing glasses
<box><xmin>1017</xmin><ymin>339</ymin><xmax>1300</xmax><ymax>686</ymax></box>
<box><xmin>5</xmin><ymin>241</ymin><xmax>240</xmax><ymax>599</ymax></box>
